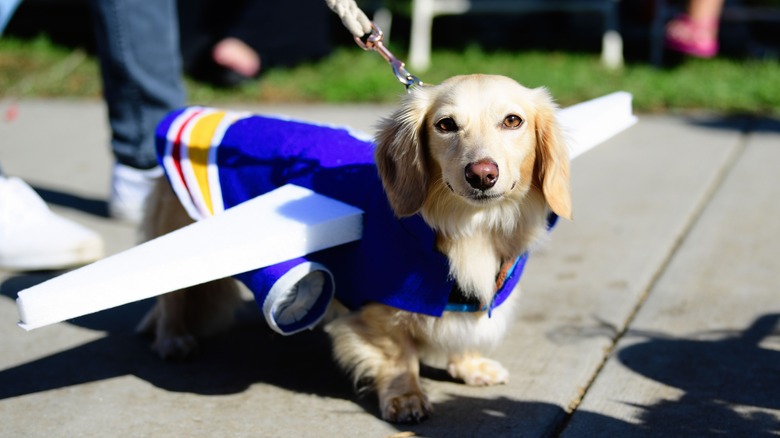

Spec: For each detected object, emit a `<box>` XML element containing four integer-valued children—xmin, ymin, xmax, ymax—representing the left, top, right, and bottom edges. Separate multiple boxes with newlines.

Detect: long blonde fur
<box><xmin>329</xmin><ymin>75</ymin><xmax>570</xmax><ymax>422</ymax></box>
<box><xmin>142</xmin><ymin>74</ymin><xmax>570</xmax><ymax>423</ymax></box>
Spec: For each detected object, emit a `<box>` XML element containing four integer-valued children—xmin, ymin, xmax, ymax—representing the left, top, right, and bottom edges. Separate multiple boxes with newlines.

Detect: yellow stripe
<box><xmin>188</xmin><ymin>111</ymin><xmax>226</xmax><ymax>215</ymax></box>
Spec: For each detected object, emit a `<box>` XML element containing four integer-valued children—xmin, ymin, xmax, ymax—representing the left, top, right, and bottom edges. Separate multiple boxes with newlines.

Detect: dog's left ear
<box><xmin>532</xmin><ymin>88</ymin><xmax>572</xmax><ymax>220</ymax></box>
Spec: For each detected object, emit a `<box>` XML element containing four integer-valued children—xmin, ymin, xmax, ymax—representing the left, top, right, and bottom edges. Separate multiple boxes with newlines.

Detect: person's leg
<box><xmin>0</xmin><ymin>0</ymin><xmax>23</xmax><ymax>35</ymax></box>
<box><xmin>89</xmin><ymin>0</ymin><xmax>186</xmax><ymax>221</ymax></box>
<box><xmin>688</xmin><ymin>0</ymin><xmax>725</xmax><ymax>23</ymax></box>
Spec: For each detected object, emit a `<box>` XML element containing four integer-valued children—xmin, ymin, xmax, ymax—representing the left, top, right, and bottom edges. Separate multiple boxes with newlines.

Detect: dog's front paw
<box><xmin>151</xmin><ymin>333</ymin><xmax>199</xmax><ymax>360</ymax></box>
<box><xmin>448</xmin><ymin>354</ymin><xmax>509</xmax><ymax>386</ymax></box>
<box><xmin>380</xmin><ymin>390</ymin><xmax>433</xmax><ymax>423</ymax></box>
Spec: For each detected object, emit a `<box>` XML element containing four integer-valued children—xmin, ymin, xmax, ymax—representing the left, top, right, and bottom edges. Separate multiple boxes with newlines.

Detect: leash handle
<box><xmin>354</xmin><ymin>23</ymin><xmax>423</xmax><ymax>91</ymax></box>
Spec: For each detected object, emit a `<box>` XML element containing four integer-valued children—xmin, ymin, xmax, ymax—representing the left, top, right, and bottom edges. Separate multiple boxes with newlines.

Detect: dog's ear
<box><xmin>374</xmin><ymin>87</ymin><xmax>431</xmax><ymax>217</ymax></box>
<box><xmin>532</xmin><ymin>88</ymin><xmax>572</xmax><ymax>220</ymax></box>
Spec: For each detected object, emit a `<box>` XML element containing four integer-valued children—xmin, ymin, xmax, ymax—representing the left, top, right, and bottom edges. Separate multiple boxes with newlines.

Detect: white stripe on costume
<box><xmin>163</xmin><ymin>107</ymin><xmax>205</xmax><ymax>221</ymax></box>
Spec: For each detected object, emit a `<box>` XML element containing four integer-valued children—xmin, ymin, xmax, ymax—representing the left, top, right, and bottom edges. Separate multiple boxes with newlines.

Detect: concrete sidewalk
<box><xmin>1</xmin><ymin>99</ymin><xmax>778</xmax><ymax>437</ymax></box>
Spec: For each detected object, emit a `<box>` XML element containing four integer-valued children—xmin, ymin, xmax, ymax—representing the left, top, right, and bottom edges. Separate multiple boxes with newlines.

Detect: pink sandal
<box><xmin>665</xmin><ymin>14</ymin><xmax>719</xmax><ymax>58</ymax></box>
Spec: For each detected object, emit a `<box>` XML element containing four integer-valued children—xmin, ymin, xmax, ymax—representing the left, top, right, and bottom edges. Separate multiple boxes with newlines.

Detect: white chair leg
<box><xmin>409</xmin><ymin>0</ymin><xmax>434</xmax><ymax>71</ymax></box>
<box><xmin>601</xmin><ymin>30</ymin><xmax>624</xmax><ymax>69</ymax></box>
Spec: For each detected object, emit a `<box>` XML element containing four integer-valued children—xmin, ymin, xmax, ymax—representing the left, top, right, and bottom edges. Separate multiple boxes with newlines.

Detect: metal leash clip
<box><xmin>354</xmin><ymin>22</ymin><xmax>423</xmax><ymax>91</ymax></box>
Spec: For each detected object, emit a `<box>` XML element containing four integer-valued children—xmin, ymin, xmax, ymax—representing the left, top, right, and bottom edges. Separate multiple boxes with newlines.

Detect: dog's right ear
<box><xmin>374</xmin><ymin>87</ymin><xmax>432</xmax><ymax>217</ymax></box>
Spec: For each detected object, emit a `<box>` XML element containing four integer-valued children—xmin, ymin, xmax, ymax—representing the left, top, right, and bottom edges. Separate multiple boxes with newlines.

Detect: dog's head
<box><xmin>375</xmin><ymin>74</ymin><xmax>571</xmax><ymax>220</ymax></box>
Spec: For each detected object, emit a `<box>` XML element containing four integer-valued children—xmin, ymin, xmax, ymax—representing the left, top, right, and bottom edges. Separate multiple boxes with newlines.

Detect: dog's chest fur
<box><xmin>425</xmin><ymin>187</ymin><xmax>549</xmax><ymax>307</ymax></box>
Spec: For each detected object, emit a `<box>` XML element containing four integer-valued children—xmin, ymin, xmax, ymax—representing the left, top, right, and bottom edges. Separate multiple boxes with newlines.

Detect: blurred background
<box><xmin>1</xmin><ymin>0</ymin><xmax>779</xmax><ymax>115</ymax></box>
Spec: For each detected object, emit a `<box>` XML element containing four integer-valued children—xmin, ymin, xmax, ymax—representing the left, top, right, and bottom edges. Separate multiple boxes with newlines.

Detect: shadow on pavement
<box><xmin>0</xmin><ymin>273</ymin><xmax>352</xmax><ymax>400</ymax></box>
<box><xmin>612</xmin><ymin>314</ymin><xmax>780</xmax><ymax>436</ymax></box>
<box><xmin>549</xmin><ymin>313</ymin><xmax>779</xmax><ymax>437</ymax></box>
<box><xmin>621</xmin><ymin>314</ymin><xmax>779</xmax><ymax>410</ymax></box>
<box><xmin>33</xmin><ymin>185</ymin><xmax>110</xmax><ymax>218</ymax></box>
<box><xmin>3</xmin><ymin>272</ymin><xmax>778</xmax><ymax>435</ymax></box>
<box><xmin>687</xmin><ymin>115</ymin><xmax>780</xmax><ymax>134</ymax></box>
<box><xmin>562</xmin><ymin>314</ymin><xmax>780</xmax><ymax>437</ymax></box>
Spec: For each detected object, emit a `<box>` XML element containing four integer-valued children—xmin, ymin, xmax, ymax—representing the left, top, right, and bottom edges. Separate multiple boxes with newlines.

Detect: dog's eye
<box><xmin>435</xmin><ymin>117</ymin><xmax>458</xmax><ymax>132</ymax></box>
<box><xmin>503</xmin><ymin>114</ymin><xmax>524</xmax><ymax>129</ymax></box>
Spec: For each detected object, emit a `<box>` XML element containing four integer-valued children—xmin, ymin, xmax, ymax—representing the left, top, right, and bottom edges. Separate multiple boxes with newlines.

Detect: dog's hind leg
<box><xmin>137</xmin><ymin>278</ymin><xmax>242</xmax><ymax>359</ymax></box>
<box><xmin>137</xmin><ymin>176</ymin><xmax>242</xmax><ymax>359</ymax></box>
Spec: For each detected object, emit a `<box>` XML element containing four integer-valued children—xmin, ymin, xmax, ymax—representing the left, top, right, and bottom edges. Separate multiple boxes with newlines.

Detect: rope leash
<box><xmin>325</xmin><ymin>0</ymin><xmax>422</xmax><ymax>91</ymax></box>
<box><xmin>354</xmin><ymin>23</ymin><xmax>423</xmax><ymax>91</ymax></box>
<box><xmin>324</xmin><ymin>0</ymin><xmax>373</xmax><ymax>38</ymax></box>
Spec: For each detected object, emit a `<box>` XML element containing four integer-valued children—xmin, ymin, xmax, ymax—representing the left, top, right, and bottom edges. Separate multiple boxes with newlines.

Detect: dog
<box><xmin>138</xmin><ymin>74</ymin><xmax>571</xmax><ymax>423</ymax></box>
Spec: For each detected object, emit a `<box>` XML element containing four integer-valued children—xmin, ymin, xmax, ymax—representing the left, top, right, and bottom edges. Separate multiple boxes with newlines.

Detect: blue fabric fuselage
<box><xmin>156</xmin><ymin>109</ymin><xmax>530</xmax><ymax>320</ymax></box>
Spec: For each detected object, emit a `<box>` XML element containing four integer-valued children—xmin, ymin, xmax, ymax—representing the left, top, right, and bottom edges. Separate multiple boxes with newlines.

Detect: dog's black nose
<box><xmin>465</xmin><ymin>160</ymin><xmax>499</xmax><ymax>190</ymax></box>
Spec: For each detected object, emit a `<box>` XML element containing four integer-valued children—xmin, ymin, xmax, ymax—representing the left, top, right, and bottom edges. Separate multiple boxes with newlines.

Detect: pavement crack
<box><xmin>551</xmin><ymin>117</ymin><xmax>753</xmax><ymax>438</ymax></box>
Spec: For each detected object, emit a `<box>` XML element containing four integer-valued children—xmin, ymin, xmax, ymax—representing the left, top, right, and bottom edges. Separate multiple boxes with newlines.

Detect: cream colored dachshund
<box><xmin>139</xmin><ymin>74</ymin><xmax>571</xmax><ymax>423</ymax></box>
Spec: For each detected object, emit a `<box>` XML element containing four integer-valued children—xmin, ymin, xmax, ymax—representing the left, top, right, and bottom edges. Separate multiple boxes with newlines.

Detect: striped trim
<box><xmin>185</xmin><ymin>110</ymin><xmax>225</xmax><ymax>217</ymax></box>
<box><xmin>163</xmin><ymin>107</ymin><xmax>204</xmax><ymax>220</ymax></box>
<box><xmin>162</xmin><ymin>107</ymin><xmax>249</xmax><ymax>220</ymax></box>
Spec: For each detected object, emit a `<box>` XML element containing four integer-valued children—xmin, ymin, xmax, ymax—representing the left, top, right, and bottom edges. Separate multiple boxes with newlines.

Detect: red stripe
<box><xmin>171</xmin><ymin>109</ymin><xmax>203</xmax><ymax>208</ymax></box>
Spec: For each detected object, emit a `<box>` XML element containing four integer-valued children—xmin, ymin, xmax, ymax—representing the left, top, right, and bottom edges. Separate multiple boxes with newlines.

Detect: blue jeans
<box><xmin>89</xmin><ymin>0</ymin><xmax>186</xmax><ymax>170</ymax></box>
<box><xmin>0</xmin><ymin>0</ymin><xmax>22</xmax><ymax>35</ymax></box>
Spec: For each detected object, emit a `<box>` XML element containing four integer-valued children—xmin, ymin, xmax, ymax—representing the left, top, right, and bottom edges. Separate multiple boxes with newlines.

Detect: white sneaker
<box><xmin>109</xmin><ymin>163</ymin><xmax>163</xmax><ymax>224</ymax></box>
<box><xmin>0</xmin><ymin>176</ymin><xmax>104</xmax><ymax>271</ymax></box>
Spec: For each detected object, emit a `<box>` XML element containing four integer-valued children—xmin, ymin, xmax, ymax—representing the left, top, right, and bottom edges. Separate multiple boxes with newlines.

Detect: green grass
<box><xmin>2</xmin><ymin>35</ymin><xmax>779</xmax><ymax>116</ymax></box>
<box><xmin>0</xmin><ymin>36</ymin><xmax>102</xmax><ymax>98</ymax></box>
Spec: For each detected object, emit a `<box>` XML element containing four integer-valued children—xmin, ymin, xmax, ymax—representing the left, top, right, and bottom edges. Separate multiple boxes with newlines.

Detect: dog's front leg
<box><xmin>447</xmin><ymin>351</ymin><xmax>509</xmax><ymax>386</ymax></box>
<box><xmin>326</xmin><ymin>304</ymin><xmax>433</xmax><ymax>423</ymax></box>
<box><xmin>375</xmin><ymin>335</ymin><xmax>431</xmax><ymax>423</ymax></box>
